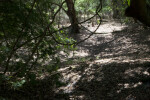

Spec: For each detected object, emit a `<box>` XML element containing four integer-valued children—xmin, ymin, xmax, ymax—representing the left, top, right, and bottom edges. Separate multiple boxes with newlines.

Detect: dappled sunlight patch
<box><xmin>94</xmin><ymin>57</ymin><xmax>150</xmax><ymax>64</ymax></box>
<box><xmin>120</xmin><ymin>82</ymin><xmax>142</xmax><ymax>89</ymax></box>
<box><xmin>82</xmin><ymin>64</ymin><xmax>103</xmax><ymax>82</ymax></box>
<box><xmin>88</xmin><ymin>22</ymin><xmax>127</xmax><ymax>33</ymax></box>
<box><xmin>57</xmin><ymin>62</ymin><xmax>104</xmax><ymax>93</ymax></box>
<box><xmin>143</xmin><ymin>71</ymin><xmax>150</xmax><ymax>75</ymax></box>
<box><xmin>117</xmin><ymin>82</ymin><xmax>142</xmax><ymax>92</ymax></box>
<box><xmin>69</xmin><ymin>95</ymin><xmax>85</xmax><ymax>100</ymax></box>
<box><xmin>86</xmin><ymin>75</ymin><xmax>95</xmax><ymax>82</ymax></box>
<box><xmin>69</xmin><ymin>51</ymin><xmax>89</xmax><ymax>58</ymax></box>
<box><xmin>95</xmin><ymin>58</ymin><xmax>113</xmax><ymax>64</ymax></box>
<box><xmin>147</xmin><ymin>35</ymin><xmax>150</xmax><ymax>41</ymax></box>
<box><xmin>124</xmin><ymin>67</ymin><xmax>143</xmax><ymax>77</ymax></box>
<box><xmin>58</xmin><ymin>66</ymin><xmax>71</xmax><ymax>72</ymax></box>
<box><xmin>122</xmin><ymin>58</ymin><xmax>150</xmax><ymax>63</ymax></box>
<box><xmin>58</xmin><ymin>71</ymin><xmax>81</xmax><ymax>93</ymax></box>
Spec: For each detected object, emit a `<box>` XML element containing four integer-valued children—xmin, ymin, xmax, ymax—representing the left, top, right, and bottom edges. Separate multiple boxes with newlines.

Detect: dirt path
<box><xmin>57</xmin><ymin>20</ymin><xmax>150</xmax><ymax>100</ymax></box>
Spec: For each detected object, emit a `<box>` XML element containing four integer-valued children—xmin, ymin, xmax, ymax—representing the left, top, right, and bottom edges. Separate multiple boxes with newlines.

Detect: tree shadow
<box><xmin>75</xmin><ymin>23</ymin><xmax>150</xmax><ymax>60</ymax></box>
<box><xmin>0</xmin><ymin>73</ymin><xmax>70</xmax><ymax>100</ymax></box>
<box><xmin>58</xmin><ymin>22</ymin><xmax>150</xmax><ymax>100</ymax></box>
<box><xmin>61</xmin><ymin>62</ymin><xmax>150</xmax><ymax>100</ymax></box>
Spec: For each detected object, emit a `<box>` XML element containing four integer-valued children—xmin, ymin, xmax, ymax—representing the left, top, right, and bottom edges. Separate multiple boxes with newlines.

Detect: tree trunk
<box><xmin>125</xmin><ymin>0</ymin><xmax>150</xmax><ymax>26</ymax></box>
<box><xmin>65</xmin><ymin>0</ymin><xmax>79</xmax><ymax>33</ymax></box>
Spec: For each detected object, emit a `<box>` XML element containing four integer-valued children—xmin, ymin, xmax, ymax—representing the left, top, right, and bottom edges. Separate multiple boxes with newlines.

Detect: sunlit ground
<box><xmin>68</xmin><ymin>20</ymin><xmax>150</xmax><ymax>61</ymax></box>
<box><xmin>57</xmin><ymin>20</ymin><xmax>150</xmax><ymax>100</ymax></box>
<box><xmin>68</xmin><ymin>21</ymin><xmax>127</xmax><ymax>58</ymax></box>
<box><xmin>89</xmin><ymin>21</ymin><xmax>127</xmax><ymax>33</ymax></box>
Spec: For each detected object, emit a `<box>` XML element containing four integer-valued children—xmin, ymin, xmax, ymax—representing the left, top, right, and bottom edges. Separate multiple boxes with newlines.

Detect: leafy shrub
<box><xmin>0</xmin><ymin>0</ymin><xmax>75</xmax><ymax>89</ymax></box>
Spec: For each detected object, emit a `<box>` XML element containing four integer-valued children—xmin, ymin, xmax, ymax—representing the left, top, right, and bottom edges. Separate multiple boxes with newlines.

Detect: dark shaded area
<box><xmin>125</xmin><ymin>0</ymin><xmax>150</xmax><ymax>26</ymax></box>
<box><xmin>65</xmin><ymin>62</ymin><xmax>150</xmax><ymax>100</ymax></box>
<box><xmin>0</xmin><ymin>73</ymin><xmax>69</xmax><ymax>100</ymax></box>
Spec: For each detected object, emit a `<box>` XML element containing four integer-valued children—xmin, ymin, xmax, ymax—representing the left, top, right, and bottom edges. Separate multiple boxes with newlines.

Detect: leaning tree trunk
<box><xmin>125</xmin><ymin>0</ymin><xmax>150</xmax><ymax>26</ymax></box>
<box><xmin>65</xmin><ymin>0</ymin><xmax>79</xmax><ymax>33</ymax></box>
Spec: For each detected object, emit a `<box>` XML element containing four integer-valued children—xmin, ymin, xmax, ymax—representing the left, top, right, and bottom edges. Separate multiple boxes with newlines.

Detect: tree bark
<box><xmin>125</xmin><ymin>0</ymin><xmax>150</xmax><ymax>26</ymax></box>
<box><xmin>65</xmin><ymin>0</ymin><xmax>79</xmax><ymax>33</ymax></box>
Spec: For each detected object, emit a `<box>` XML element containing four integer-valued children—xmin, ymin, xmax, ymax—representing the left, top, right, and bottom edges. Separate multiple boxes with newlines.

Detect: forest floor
<box><xmin>56</xmin><ymin>19</ymin><xmax>150</xmax><ymax>100</ymax></box>
<box><xmin>1</xmin><ymin>19</ymin><xmax>150</xmax><ymax>100</ymax></box>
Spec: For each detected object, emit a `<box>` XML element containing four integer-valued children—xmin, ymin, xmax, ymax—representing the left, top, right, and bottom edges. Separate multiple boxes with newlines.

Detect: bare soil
<box><xmin>1</xmin><ymin>20</ymin><xmax>150</xmax><ymax>100</ymax></box>
<box><xmin>57</xmin><ymin>20</ymin><xmax>150</xmax><ymax>100</ymax></box>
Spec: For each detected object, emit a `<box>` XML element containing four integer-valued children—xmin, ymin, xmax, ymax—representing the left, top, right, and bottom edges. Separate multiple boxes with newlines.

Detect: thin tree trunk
<box><xmin>65</xmin><ymin>0</ymin><xmax>79</xmax><ymax>33</ymax></box>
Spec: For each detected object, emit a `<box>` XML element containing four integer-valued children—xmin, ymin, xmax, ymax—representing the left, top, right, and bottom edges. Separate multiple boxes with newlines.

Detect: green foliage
<box><xmin>0</xmin><ymin>0</ymin><xmax>75</xmax><ymax>89</ymax></box>
<box><xmin>102</xmin><ymin>6</ymin><xmax>112</xmax><ymax>12</ymax></box>
<box><xmin>11</xmin><ymin>80</ymin><xmax>26</xmax><ymax>90</ymax></box>
<box><xmin>75</xmin><ymin>0</ymin><xmax>100</xmax><ymax>14</ymax></box>
<box><xmin>127</xmin><ymin>0</ymin><xmax>131</xmax><ymax>6</ymax></box>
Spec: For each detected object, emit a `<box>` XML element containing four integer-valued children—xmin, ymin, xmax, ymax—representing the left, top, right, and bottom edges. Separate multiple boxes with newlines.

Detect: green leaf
<box><xmin>127</xmin><ymin>0</ymin><xmax>130</xmax><ymax>6</ymax></box>
<box><xmin>11</xmin><ymin>79</ymin><xmax>26</xmax><ymax>89</ymax></box>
